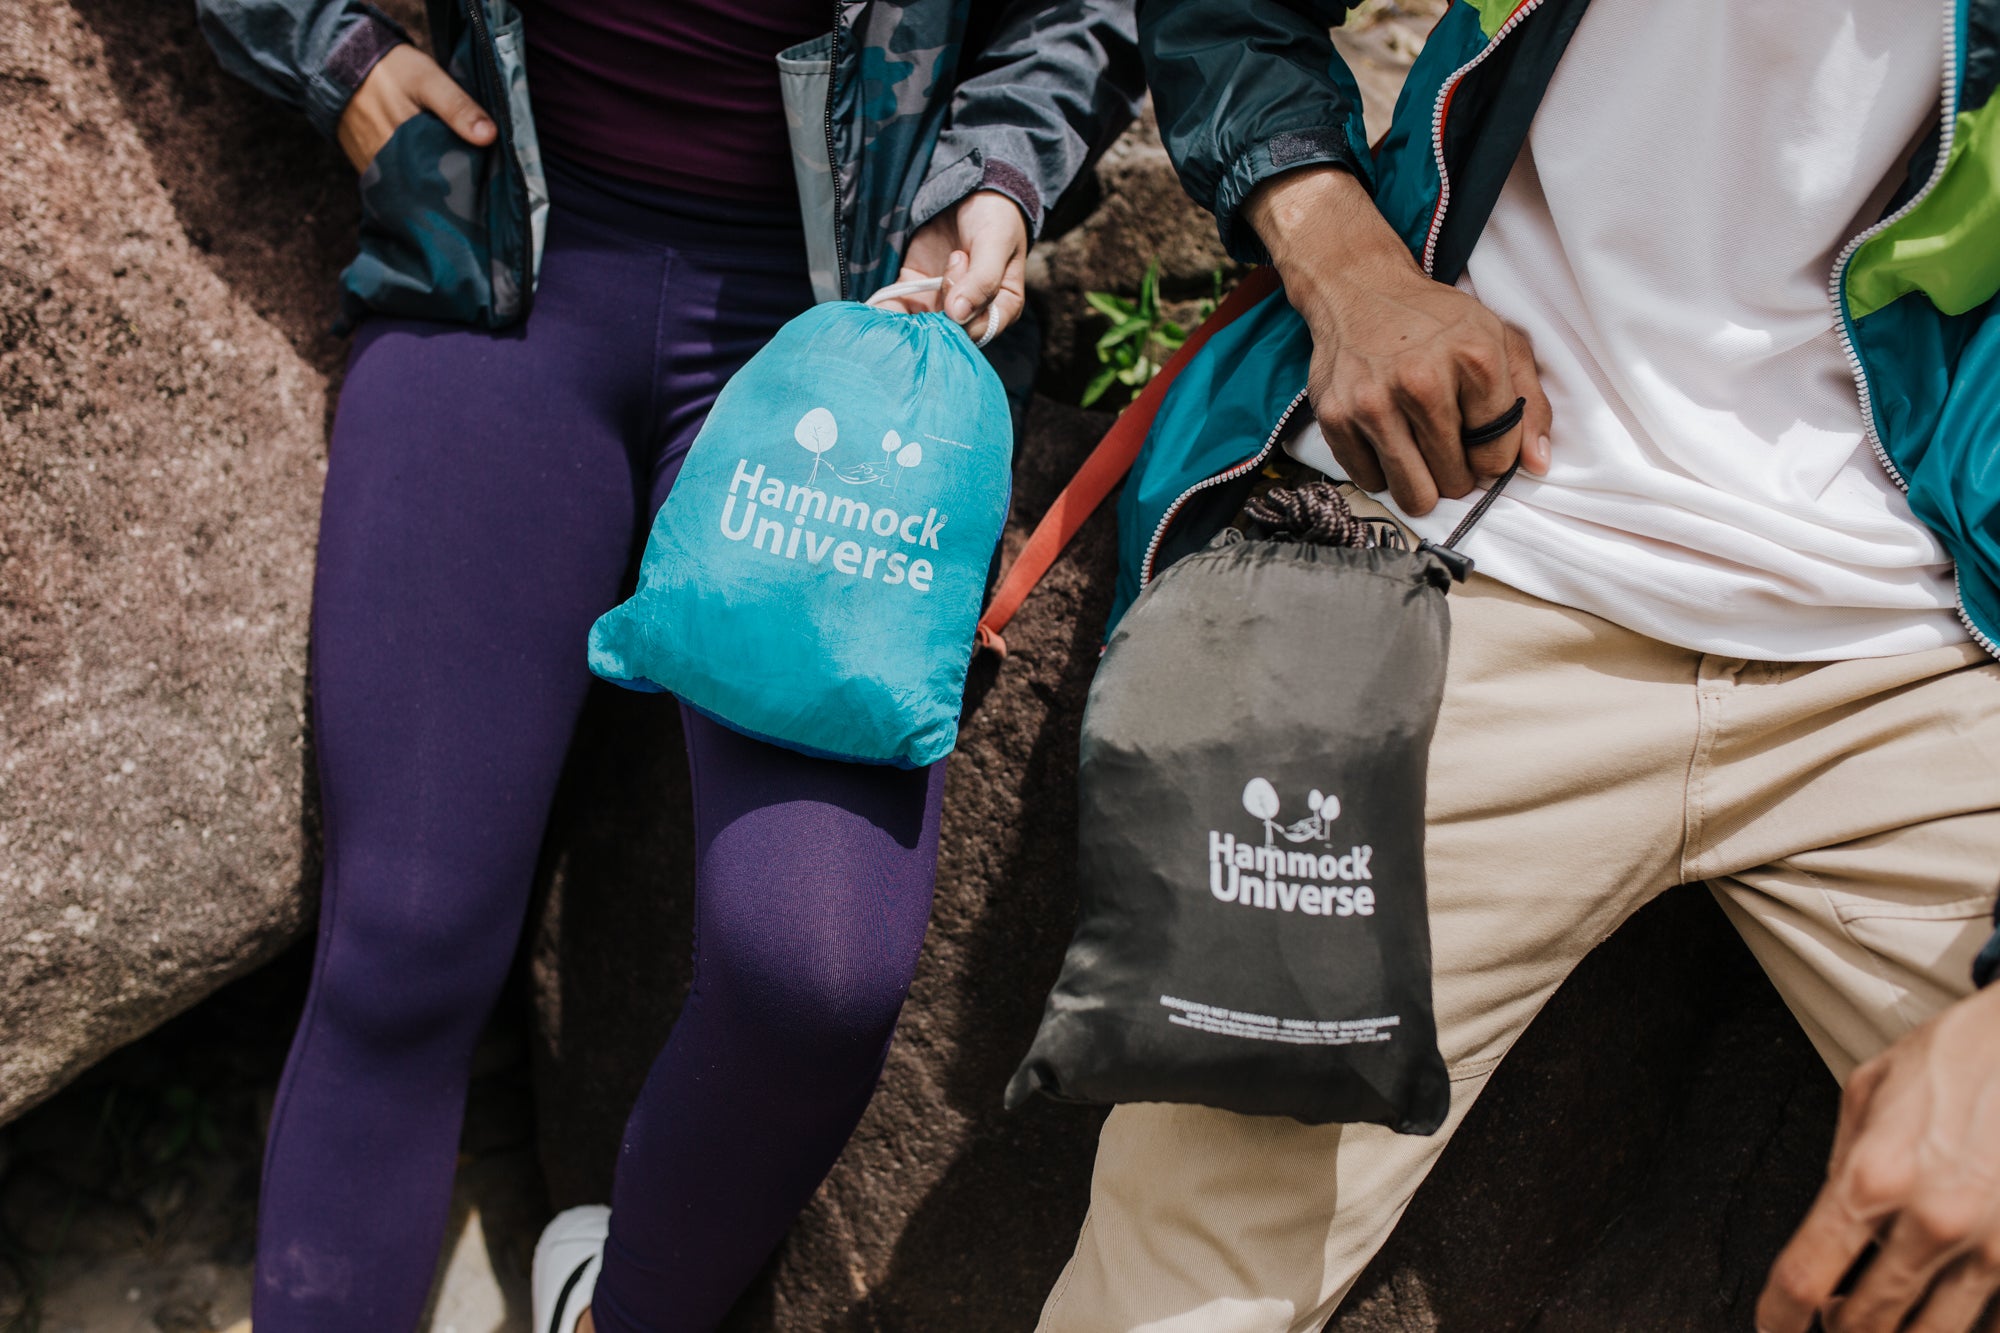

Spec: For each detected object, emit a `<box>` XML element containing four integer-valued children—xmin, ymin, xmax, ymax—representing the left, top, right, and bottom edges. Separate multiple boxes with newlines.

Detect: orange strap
<box><xmin>976</xmin><ymin>265</ymin><xmax>1282</xmax><ymax>658</ymax></box>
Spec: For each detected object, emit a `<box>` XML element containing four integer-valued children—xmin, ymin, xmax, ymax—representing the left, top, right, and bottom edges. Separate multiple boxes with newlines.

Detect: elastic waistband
<box><xmin>545</xmin><ymin>154</ymin><xmax>808</xmax><ymax>255</ymax></box>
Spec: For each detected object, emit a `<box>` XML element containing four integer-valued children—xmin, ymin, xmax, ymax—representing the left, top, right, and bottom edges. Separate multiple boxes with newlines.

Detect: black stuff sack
<box><xmin>1004</xmin><ymin>472</ymin><xmax>1509</xmax><ymax>1134</ymax></box>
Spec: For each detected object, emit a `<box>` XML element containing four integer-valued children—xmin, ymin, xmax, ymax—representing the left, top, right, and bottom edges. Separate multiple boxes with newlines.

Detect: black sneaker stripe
<box><xmin>549</xmin><ymin>1255</ymin><xmax>594</xmax><ymax>1333</ymax></box>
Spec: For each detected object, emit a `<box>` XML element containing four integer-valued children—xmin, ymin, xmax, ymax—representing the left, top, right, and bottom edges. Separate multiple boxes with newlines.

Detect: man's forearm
<box><xmin>1243</xmin><ymin>166</ymin><xmax>1423</xmax><ymax>318</ymax></box>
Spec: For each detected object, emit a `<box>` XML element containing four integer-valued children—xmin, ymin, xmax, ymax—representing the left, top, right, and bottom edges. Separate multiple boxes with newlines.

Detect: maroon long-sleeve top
<box><xmin>517</xmin><ymin>0</ymin><xmax>831</xmax><ymax>199</ymax></box>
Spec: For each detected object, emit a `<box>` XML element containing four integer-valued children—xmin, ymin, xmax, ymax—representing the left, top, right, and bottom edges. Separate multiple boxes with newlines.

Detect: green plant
<box><xmin>1081</xmin><ymin>261</ymin><xmax>1220</xmax><ymax>408</ymax></box>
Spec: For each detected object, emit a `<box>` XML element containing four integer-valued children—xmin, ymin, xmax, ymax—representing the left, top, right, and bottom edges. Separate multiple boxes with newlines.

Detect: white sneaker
<box><xmin>532</xmin><ymin>1204</ymin><xmax>610</xmax><ymax>1333</ymax></box>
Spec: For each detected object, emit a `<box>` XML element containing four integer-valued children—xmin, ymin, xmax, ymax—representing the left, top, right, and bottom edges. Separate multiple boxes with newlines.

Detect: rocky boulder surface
<box><xmin>0</xmin><ymin>0</ymin><xmax>356</xmax><ymax>1122</ymax></box>
<box><xmin>4</xmin><ymin>0</ymin><xmax>1842</xmax><ymax>1328</ymax></box>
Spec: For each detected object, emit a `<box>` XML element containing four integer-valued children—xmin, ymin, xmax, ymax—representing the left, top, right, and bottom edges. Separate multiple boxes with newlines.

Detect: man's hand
<box><xmin>1759</xmin><ymin>983</ymin><xmax>2000</xmax><ymax>1333</ymax></box>
<box><xmin>878</xmin><ymin>190</ymin><xmax>1029</xmax><ymax>343</ymax></box>
<box><xmin>336</xmin><ymin>44</ymin><xmax>496</xmax><ymax>172</ymax></box>
<box><xmin>1244</xmin><ymin>167</ymin><xmax>1551</xmax><ymax>516</ymax></box>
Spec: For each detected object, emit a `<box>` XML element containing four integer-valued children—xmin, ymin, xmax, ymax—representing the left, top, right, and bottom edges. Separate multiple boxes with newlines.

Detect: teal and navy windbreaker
<box><xmin>196</xmin><ymin>0</ymin><xmax>1142</xmax><ymax>327</ymax></box>
<box><xmin>1130</xmin><ymin>0</ymin><xmax>2000</xmax><ymax>979</ymax></box>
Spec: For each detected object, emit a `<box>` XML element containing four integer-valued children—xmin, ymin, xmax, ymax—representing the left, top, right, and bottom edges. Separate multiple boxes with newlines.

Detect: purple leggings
<box><xmin>253</xmin><ymin>161</ymin><xmax>945</xmax><ymax>1332</ymax></box>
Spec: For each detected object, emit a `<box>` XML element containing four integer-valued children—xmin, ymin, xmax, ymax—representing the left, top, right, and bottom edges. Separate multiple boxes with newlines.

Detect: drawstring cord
<box><xmin>864</xmin><ymin>276</ymin><xmax>945</xmax><ymax>307</ymax></box>
<box><xmin>1419</xmin><ymin>395</ymin><xmax>1527</xmax><ymax>580</ymax></box>
<box><xmin>1243</xmin><ymin>484</ymin><xmax>1406</xmax><ymax>551</ymax></box>
<box><xmin>864</xmin><ymin>276</ymin><xmax>998</xmax><ymax>348</ymax></box>
<box><xmin>1247</xmin><ymin>396</ymin><xmax>1529</xmax><ymax>583</ymax></box>
<box><xmin>1436</xmin><ymin>396</ymin><xmax>1528</xmax><ymax>551</ymax></box>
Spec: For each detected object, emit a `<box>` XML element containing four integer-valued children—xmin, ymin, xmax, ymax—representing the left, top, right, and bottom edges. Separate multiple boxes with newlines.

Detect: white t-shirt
<box><xmin>1289</xmin><ymin>0</ymin><xmax>1966</xmax><ymax>659</ymax></box>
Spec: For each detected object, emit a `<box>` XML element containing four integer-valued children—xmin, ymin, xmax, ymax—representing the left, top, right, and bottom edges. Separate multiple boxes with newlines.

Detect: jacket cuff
<box><xmin>1211</xmin><ymin>128</ymin><xmax>1375</xmax><ymax>266</ymax></box>
<box><xmin>974</xmin><ymin>160</ymin><xmax>1044</xmax><ymax>236</ymax></box>
<box><xmin>304</xmin><ymin>6</ymin><xmax>408</xmax><ymax>140</ymax></box>
<box><xmin>1975</xmin><ymin>921</ymin><xmax>2000</xmax><ymax>987</ymax></box>
<box><xmin>911</xmin><ymin>140</ymin><xmax>1051</xmax><ymax>241</ymax></box>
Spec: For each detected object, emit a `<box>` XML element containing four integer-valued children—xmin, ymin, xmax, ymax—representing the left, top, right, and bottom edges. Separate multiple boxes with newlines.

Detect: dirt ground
<box><xmin>0</xmin><ymin>951</ymin><xmax>543</xmax><ymax>1333</ymax></box>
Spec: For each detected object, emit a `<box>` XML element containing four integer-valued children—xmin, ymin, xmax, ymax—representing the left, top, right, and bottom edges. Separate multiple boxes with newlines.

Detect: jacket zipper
<box><xmin>823</xmin><ymin>1</ymin><xmax>851</xmax><ymax>301</ymax></box>
<box><xmin>1421</xmin><ymin>0</ymin><xmax>1547</xmax><ymax>275</ymax></box>
<box><xmin>1137</xmin><ymin>390</ymin><xmax>1309</xmax><ymax>585</ymax></box>
<box><xmin>462</xmin><ymin>0</ymin><xmax>531</xmax><ymax>318</ymax></box>
<box><xmin>1139</xmin><ymin>2</ymin><xmax>1540</xmax><ymax>588</ymax></box>
<box><xmin>1826</xmin><ymin>0</ymin><xmax>1995</xmax><ymax>655</ymax></box>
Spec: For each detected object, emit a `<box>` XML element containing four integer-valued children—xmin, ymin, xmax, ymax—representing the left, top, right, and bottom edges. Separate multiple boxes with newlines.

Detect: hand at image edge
<box><xmin>1758</xmin><ymin>981</ymin><xmax>2000</xmax><ymax>1333</ymax></box>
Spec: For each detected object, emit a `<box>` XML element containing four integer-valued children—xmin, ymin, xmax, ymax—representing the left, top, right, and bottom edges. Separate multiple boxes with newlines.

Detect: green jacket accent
<box><xmin>1850</xmin><ymin>100</ymin><xmax>2000</xmax><ymax>321</ymax></box>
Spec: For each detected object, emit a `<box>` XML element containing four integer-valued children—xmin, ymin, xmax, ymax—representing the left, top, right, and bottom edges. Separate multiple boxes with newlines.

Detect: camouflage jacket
<box><xmin>196</xmin><ymin>0</ymin><xmax>1142</xmax><ymax>328</ymax></box>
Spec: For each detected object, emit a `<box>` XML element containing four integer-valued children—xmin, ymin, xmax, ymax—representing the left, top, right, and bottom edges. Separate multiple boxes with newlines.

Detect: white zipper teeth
<box><xmin>1827</xmin><ymin>0</ymin><xmax>1991</xmax><ymax>655</ymax></box>
<box><xmin>1955</xmin><ymin>568</ymin><xmax>2000</xmax><ymax>655</ymax></box>
<box><xmin>1827</xmin><ymin>0</ymin><xmax>1958</xmax><ymax>496</ymax></box>
<box><xmin>1138</xmin><ymin>390</ymin><xmax>1309</xmax><ymax>585</ymax></box>
<box><xmin>1422</xmin><ymin>0</ymin><xmax>1547</xmax><ymax>275</ymax></box>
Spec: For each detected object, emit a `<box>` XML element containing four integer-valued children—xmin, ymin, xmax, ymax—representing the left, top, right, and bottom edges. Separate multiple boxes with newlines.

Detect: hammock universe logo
<box><xmin>1209</xmin><ymin>777</ymin><xmax>1376</xmax><ymax>916</ymax></box>
<box><xmin>717</xmin><ymin>407</ymin><xmax>958</xmax><ymax>592</ymax></box>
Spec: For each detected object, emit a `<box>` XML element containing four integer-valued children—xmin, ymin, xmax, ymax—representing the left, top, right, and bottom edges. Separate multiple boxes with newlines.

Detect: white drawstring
<box><xmin>864</xmin><ymin>276</ymin><xmax>1000</xmax><ymax>349</ymax></box>
<box><xmin>864</xmin><ymin>276</ymin><xmax>945</xmax><ymax>307</ymax></box>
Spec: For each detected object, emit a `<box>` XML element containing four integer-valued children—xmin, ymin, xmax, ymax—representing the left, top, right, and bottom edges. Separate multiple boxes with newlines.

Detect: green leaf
<box><xmin>1096</xmin><ymin>319</ymin><xmax>1149</xmax><ymax>355</ymax></box>
<box><xmin>1084</xmin><ymin>290</ymin><xmax>1135</xmax><ymax>320</ymax></box>
<box><xmin>1081</xmin><ymin>364</ymin><xmax>1122</xmax><ymax>407</ymax></box>
<box><xmin>1077</xmin><ymin>256</ymin><xmax>1232</xmax><ymax>407</ymax></box>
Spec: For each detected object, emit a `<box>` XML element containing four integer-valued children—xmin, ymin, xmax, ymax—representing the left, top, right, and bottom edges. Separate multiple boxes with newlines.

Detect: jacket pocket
<box><xmin>338</xmin><ymin>8</ymin><xmax>540</xmax><ymax>334</ymax></box>
<box><xmin>338</xmin><ymin>108</ymin><xmax>500</xmax><ymax>330</ymax></box>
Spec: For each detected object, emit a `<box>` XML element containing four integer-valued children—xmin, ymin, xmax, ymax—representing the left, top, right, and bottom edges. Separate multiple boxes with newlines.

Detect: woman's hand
<box><xmin>881</xmin><ymin>190</ymin><xmax>1029</xmax><ymax>343</ymax></box>
<box><xmin>336</xmin><ymin>44</ymin><xmax>497</xmax><ymax>172</ymax></box>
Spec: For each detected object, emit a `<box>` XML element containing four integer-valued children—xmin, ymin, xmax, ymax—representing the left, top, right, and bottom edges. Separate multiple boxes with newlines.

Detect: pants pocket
<box><xmin>1835</xmin><ymin>892</ymin><xmax>1993</xmax><ymax>1031</ymax></box>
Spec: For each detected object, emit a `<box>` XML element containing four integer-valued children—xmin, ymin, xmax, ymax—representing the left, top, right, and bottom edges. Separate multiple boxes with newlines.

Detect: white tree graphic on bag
<box><xmin>888</xmin><ymin>432</ymin><xmax>923</xmax><ymax>493</ymax></box>
<box><xmin>795</xmin><ymin>407</ymin><xmax>838</xmax><ymax>484</ymax></box>
<box><xmin>792</xmin><ymin>409</ymin><xmax>932</xmax><ymax>490</ymax></box>
<box><xmin>1243</xmin><ymin>778</ymin><xmax>1341</xmax><ymax>847</ymax></box>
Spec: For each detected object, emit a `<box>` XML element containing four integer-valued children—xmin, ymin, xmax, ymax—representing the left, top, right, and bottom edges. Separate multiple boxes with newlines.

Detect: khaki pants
<box><xmin>1039</xmin><ymin>528</ymin><xmax>2000</xmax><ymax>1333</ymax></box>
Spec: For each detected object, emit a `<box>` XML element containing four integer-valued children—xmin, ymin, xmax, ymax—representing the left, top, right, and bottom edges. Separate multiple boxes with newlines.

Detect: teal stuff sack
<box><xmin>587</xmin><ymin>292</ymin><xmax>1013</xmax><ymax>767</ymax></box>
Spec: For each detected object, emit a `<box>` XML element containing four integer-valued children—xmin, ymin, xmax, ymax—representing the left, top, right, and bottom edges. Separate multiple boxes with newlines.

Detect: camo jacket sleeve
<box><xmin>909</xmin><ymin>0</ymin><xmax>1145</xmax><ymax>241</ymax></box>
<box><xmin>1139</xmin><ymin>0</ymin><xmax>1374</xmax><ymax>264</ymax></box>
<box><xmin>195</xmin><ymin>0</ymin><xmax>409</xmax><ymax>139</ymax></box>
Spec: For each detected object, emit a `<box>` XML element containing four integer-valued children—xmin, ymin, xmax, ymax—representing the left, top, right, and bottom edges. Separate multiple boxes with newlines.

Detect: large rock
<box><xmin>0</xmin><ymin>0</ymin><xmax>357</xmax><ymax>1122</ymax></box>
